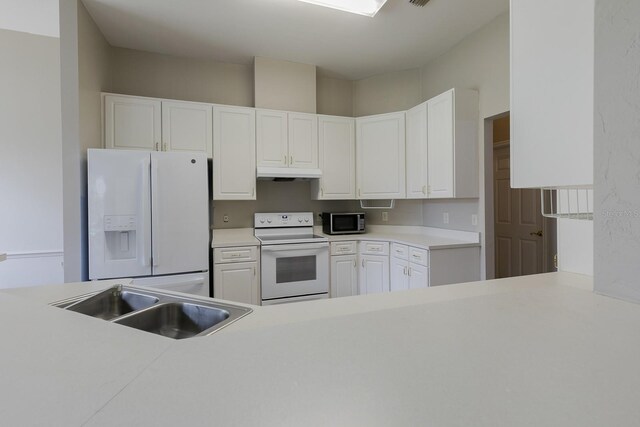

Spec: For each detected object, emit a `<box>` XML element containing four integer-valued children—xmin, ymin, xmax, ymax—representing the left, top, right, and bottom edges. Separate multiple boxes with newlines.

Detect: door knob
<box><xmin>529</xmin><ymin>230</ymin><xmax>543</xmax><ymax>237</ymax></box>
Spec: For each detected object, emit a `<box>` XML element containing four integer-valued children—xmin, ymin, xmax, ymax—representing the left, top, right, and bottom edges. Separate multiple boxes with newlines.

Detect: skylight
<box><xmin>296</xmin><ymin>0</ymin><xmax>389</xmax><ymax>17</ymax></box>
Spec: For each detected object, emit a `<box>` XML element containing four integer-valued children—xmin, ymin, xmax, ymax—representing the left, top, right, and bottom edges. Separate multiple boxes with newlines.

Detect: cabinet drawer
<box><xmin>409</xmin><ymin>247</ymin><xmax>429</xmax><ymax>267</ymax></box>
<box><xmin>331</xmin><ymin>241</ymin><xmax>357</xmax><ymax>255</ymax></box>
<box><xmin>214</xmin><ymin>246</ymin><xmax>258</xmax><ymax>263</ymax></box>
<box><xmin>359</xmin><ymin>241</ymin><xmax>389</xmax><ymax>256</ymax></box>
<box><xmin>391</xmin><ymin>243</ymin><xmax>409</xmax><ymax>260</ymax></box>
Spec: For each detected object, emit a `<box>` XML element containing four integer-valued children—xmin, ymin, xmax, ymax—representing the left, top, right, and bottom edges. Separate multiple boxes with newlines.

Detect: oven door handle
<box><xmin>260</xmin><ymin>242</ymin><xmax>329</xmax><ymax>252</ymax></box>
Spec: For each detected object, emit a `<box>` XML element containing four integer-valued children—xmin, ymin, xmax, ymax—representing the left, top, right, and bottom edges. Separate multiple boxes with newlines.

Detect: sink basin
<box><xmin>65</xmin><ymin>288</ymin><xmax>159</xmax><ymax>321</ymax></box>
<box><xmin>52</xmin><ymin>285</ymin><xmax>252</xmax><ymax>339</ymax></box>
<box><xmin>114</xmin><ymin>302</ymin><xmax>230</xmax><ymax>339</ymax></box>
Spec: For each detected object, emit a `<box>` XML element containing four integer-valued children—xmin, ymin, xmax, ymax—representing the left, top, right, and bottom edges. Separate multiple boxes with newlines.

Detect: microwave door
<box><xmin>332</xmin><ymin>215</ymin><xmax>358</xmax><ymax>233</ymax></box>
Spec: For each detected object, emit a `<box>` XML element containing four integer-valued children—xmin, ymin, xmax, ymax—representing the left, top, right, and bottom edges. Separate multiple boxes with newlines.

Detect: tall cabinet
<box><xmin>510</xmin><ymin>0</ymin><xmax>593</xmax><ymax>188</ymax></box>
<box><xmin>212</xmin><ymin>105</ymin><xmax>256</xmax><ymax>200</ymax></box>
<box><xmin>311</xmin><ymin>116</ymin><xmax>356</xmax><ymax>200</ymax></box>
<box><xmin>405</xmin><ymin>89</ymin><xmax>479</xmax><ymax>199</ymax></box>
<box><xmin>356</xmin><ymin>112</ymin><xmax>406</xmax><ymax>199</ymax></box>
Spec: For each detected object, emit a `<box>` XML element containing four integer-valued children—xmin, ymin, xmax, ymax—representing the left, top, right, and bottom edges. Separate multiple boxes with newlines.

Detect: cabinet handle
<box><xmin>163</xmin><ymin>143</ymin><xmax>167</xmax><ymax>151</ymax></box>
<box><xmin>422</xmin><ymin>185</ymin><xmax>427</xmax><ymax>195</ymax></box>
<box><xmin>290</xmin><ymin>155</ymin><xmax>293</xmax><ymax>165</ymax></box>
<box><xmin>253</xmin><ymin>267</ymin><xmax>256</xmax><ymax>276</ymax></box>
<box><xmin>320</xmin><ymin>187</ymin><xmax>324</xmax><ymax>197</ymax></box>
<box><xmin>284</xmin><ymin>155</ymin><xmax>287</xmax><ymax>164</ymax></box>
<box><xmin>403</xmin><ymin>266</ymin><xmax>407</xmax><ymax>275</ymax></box>
<box><xmin>155</xmin><ymin>142</ymin><xmax>159</xmax><ymax>151</ymax></box>
<box><xmin>358</xmin><ymin>188</ymin><xmax>361</xmax><ymax>197</ymax></box>
<box><xmin>353</xmin><ymin>259</ymin><xmax>356</xmax><ymax>268</ymax></box>
<box><xmin>362</xmin><ymin>259</ymin><xmax>365</xmax><ymax>268</ymax></box>
<box><xmin>408</xmin><ymin>267</ymin><xmax>412</xmax><ymax>277</ymax></box>
<box><xmin>252</xmin><ymin>187</ymin><xmax>255</xmax><ymax>197</ymax></box>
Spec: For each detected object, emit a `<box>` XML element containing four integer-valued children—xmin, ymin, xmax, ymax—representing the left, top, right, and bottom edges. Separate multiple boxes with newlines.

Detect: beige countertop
<box><xmin>6</xmin><ymin>272</ymin><xmax>640</xmax><ymax>426</ymax></box>
<box><xmin>211</xmin><ymin>225</ymin><xmax>480</xmax><ymax>250</ymax></box>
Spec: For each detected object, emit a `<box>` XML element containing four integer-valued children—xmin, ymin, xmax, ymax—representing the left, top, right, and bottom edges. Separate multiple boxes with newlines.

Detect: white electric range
<box><xmin>255</xmin><ymin>212</ymin><xmax>329</xmax><ymax>305</ymax></box>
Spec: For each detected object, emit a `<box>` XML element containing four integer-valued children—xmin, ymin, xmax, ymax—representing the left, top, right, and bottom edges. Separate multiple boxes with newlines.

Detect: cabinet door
<box><xmin>161</xmin><ymin>101</ymin><xmax>212</xmax><ymax>157</ymax></box>
<box><xmin>358</xmin><ymin>254</ymin><xmax>390</xmax><ymax>295</ymax></box>
<box><xmin>314</xmin><ymin>116</ymin><xmax>356</xmax><ymax>200</ymax></box>
<box><xmin>356</xmin><ymin>112</ymin><xmax>406</xmax><ymax>199</ymax></box>
<box><xmin>511</xmin><ymin>0</ymin><xmax>593</xmax><ymax>188</ymax></box>
<box><xmin>213</xmin><ymin>261</ymin><xmax>259</xmax><ymax>305</ymax></box>
<box><xmin>104</xmin><ymin>95</ymin><xmax>161</xmax><ymax>151</ymax></box>
<box><xmin>330</xmin><ymin>255</ymin><xmax>358</xmax><ymax>298</ymax></box>
<box><xmin>213</xmin><ymin>106</ymin><xmax>256</xmax><ymax>200</ymax></box>
<box><xmin>409</xmin><ymin>263</ymin><xmax>430</xmax><ymax>289</ymax></box>
<box><xmin>256</xmin><ymin>110</ymin><xmax>288</xmax><ymax>167</ymax></box>
<box><xmin>288</xmin><ymin>112</ymin><xmax>318</xmax><ymax>169</ymax></box>
<box><xmin>406</xmin><ymin>102</ymin><xmax>429</xmax><ymax>199</ymax></box>
<box><xmin>390</xmin><ymin>257</ymin><xmax>409</xmax><ymax>292</ymax></box>
<box><xmin>427</xmin><ymin>90</ymin><xmax>454</xmax><ymax>198</ymax></box>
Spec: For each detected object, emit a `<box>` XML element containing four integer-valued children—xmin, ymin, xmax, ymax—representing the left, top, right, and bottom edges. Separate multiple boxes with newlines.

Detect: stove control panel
<box><xmin>255</xmin><ymin>212</ymin><xmax>314</xmax><ymax>228</ymax></box>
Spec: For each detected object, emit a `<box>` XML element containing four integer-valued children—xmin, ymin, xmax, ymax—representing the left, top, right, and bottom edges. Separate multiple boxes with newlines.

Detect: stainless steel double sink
<box><xmin>52</xmin><ymin>285</ymin><xmax>252</xmax><ymax>339</ymax></box>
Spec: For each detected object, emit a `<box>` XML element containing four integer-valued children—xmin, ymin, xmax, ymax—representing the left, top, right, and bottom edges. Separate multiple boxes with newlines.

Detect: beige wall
<box><xmin>317</xmin><ymin>76</ymin><xmax>353</xmax><ymax>117</ymax></box>
<box><xmin>420</xmin><ymin>12</ymin><xmax>510</xmax><ymax>279</ymax></box>
<box><xmin>254</xmin><ymin>57</ymin><xmax>316</xmax><ymax>113</ymax></box>
<box><xmin>0</xmin><ymin>28</ymin><xmax>63</xmax><ymax>285</ymax></box>
<box><xmin>111</xmin><ymin>48</ymin><xmax>254</xmax><ymax>107</ymax></box>
<box><xmin>78</xmin><ymin>1</ymin><xmax>111</xmax><ymax>154</ymax></box>
<box><xmin>352</xmin><ymin>68</ymin><xmax>422</xmax><ymax>117</ymax></box>
<box><xmin>213</xmin><ymin>182</ymin><xmax>358</xmax><ymax>229</ymax></box>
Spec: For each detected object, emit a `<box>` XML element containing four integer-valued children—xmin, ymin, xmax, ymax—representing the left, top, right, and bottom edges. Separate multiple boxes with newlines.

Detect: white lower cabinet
<box><xmin>358</xmin><ymin>241</ymin><xmax>390</xmax><ymax>295</ymax></box>
<box><xmin>391</xmin><ymin>243</ymin><xmax>430</xmax><ymax>291</ymax></box>
<box><xmin>213</xmin><ymin>246</ymin><xmax>259</xmax><ymax>305</ymax></box>
<box><xmin>330</xmin><ymin>255</ymin><xmax>358</xmax><ymax>298</ymax></box>
<box><xmin>330</xmin><ymin>242</ymin><xmax>358</xmax><ymax>298</ymax></box>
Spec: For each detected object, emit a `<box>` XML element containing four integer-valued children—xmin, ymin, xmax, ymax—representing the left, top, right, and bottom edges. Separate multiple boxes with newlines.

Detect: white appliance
<box><xmin>88</xmin><ymin>149</ymin><xmax>209</xmax><ymax>297</ymax></box>
<box><xmin>255</xmin><ymin>212</ymin><xmax>329</xmax><ymax>305</ymax></box>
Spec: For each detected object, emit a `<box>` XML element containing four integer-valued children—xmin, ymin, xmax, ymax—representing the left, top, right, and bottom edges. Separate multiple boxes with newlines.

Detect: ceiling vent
<box><xmin>409</xmin><ymin>0</ymin><xmax>430</xmax><ymax>6</ymax></box>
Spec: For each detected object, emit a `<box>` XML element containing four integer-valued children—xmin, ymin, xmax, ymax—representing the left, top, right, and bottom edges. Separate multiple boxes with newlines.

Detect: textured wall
<box><xmin>594</xmin><ymin>0</ymin><xmax>640</xmax><ymax>300</ymax></box>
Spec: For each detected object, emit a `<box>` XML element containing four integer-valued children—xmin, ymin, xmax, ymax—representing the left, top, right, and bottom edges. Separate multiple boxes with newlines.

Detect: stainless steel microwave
<box><xmin>322</xmin><ymin>212</ymin><xmax>365</xmax><ymax>235</ymax></box>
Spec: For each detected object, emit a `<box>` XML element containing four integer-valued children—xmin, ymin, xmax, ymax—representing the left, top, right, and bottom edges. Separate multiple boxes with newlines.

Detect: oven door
<box><xmin>261</xmin><ymin>242</ymin><xmax>329</xmax><ymax>301</ymax></box>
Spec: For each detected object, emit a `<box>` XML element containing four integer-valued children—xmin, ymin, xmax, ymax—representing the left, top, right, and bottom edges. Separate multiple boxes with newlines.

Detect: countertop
<box><xmin>211</xmin><ymin>228</ymin><xmax>260</xmax><ymax>248</ymax></box>
<box><xmin>5</xmin><ymin>272</ymin><xmax>640</xmax><ymax>426</ymax></box>
<box><xmin>211</xmin><ymin>225</ymin><xmax>480</xmax><ymax>250</ymax></box>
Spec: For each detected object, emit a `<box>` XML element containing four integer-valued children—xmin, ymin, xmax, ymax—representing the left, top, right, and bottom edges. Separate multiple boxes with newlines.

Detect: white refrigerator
<box><xmin>88</xmin><ymin>149</ymin><xmax>209</xmax><ymax>297</ymax></box>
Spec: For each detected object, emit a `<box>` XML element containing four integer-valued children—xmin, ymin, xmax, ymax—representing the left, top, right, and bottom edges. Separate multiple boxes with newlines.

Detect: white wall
<box><xmin>0</xmin><ymin>0</ymin><xmax>59</xmax><ymax>37</ymax></box>
<box><xmin>0</xmin><ymin>13</ymin><xmax>64</xmax><ymax>287</ymax></box>
<box><xmin>593</xmin><ymin>0</ymin><xmax>640</xmax><ymax>300</ymax></box>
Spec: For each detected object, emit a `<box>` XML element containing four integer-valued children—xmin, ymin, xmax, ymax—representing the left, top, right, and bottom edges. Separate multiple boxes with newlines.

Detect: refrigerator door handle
<box><xmin>139</xmin><ymin>157</ymin><xmax>152</xmax><ymax>267</ymax></box>
<box><xmin>151</xmin><ymin>157</ymin><xmax>159</xmax><ymax>268</ymax></box>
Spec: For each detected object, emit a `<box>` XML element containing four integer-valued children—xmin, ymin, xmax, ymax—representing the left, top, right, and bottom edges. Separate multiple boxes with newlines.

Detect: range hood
<box><xmin>256</xmin><ymin>167</ymin><xmax>322</xmax><ymax>181</ymax></box>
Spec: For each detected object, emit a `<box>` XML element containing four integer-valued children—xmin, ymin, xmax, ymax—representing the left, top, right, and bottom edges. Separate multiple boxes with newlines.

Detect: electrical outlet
<box><xmin>471</xmin><ymin>214</ymin><xmax>478</xmax><ymax>226</ymax></box>
<box><xmin>223</xmin><ymin>215</ymin><xmax>229</xmax><ymax>223</ymax></box>
<box><xmin>381</xmin><ymin>212</ymin><xmax>389</xmax><ymax>222</ymax></box>
<box><xmin>443</xmin><ymin>212</ymin><xmax>449</xmax><ymax>224</ymax></box>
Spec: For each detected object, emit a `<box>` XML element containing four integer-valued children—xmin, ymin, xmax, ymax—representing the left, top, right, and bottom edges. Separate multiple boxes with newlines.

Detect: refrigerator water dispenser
<box><xmin>104</xmin><ymin>215</ymin><xmax>137</xmax><ymax>260</ymax></box>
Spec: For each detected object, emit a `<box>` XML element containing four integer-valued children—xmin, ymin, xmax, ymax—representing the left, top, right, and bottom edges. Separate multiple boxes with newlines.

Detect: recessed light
<box><xmin>296</xmin><ymin>0</ymin><xmax>389</xmax><ymax>17</ymax></box>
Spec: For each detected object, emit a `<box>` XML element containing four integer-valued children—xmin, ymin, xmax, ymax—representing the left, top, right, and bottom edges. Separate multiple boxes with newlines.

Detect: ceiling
<box><xmin>82</xmin><ymin>0</ymin><xmax>509</xmax><ymax>80</ymax></box>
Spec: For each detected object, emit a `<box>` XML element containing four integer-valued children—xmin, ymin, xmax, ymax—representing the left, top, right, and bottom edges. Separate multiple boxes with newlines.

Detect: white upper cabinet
<box><xmin>311</xmin><ymin>116</ymin><xmax>356</xmax><ymax>200</ymax></box>
<box><xmin>288</xmin><ymin>112</ymin><xmax>318</xmax><ymax>169</ymax></box>
<box><xmin>256</xmin><ymin>110</ymin><xmax>318</xmax><ymax>169</ymax></box>
<box><xmin>510</xmin><ymin>0</ymin><xmax>593</xmax><ymax>188</ymax></box>
<box><xmin>427</xmin><ymin>89</ymin><xmax>479</xmax><ymax>199</ymax></box>
<box><xmin>406</xmin><ymin>102</ymin><xmax>429</xmax><ymax>198</ymax></box>
<box><xmin>161</xmin><ymin>100</ymin><xmax>212</xmax><ymax>157</ymax></box>
<box><xmin>212</xmin><ymin>105</ymin><xmax>256</xmax><ymax>200</ymax></box>
<box><xmin>104</xmin><ymin>94</ymin><xmax>161</xmax><ymax>151</ymax></box>
<box><xmin>256</xmin><ymin>110</ymin><xmax>288</xmax><ymax>167</ymax></box>
<box><xmin>356</xmin><ymin>112</ymin><xmax>406</xmax><ymax>199</ymax></box>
